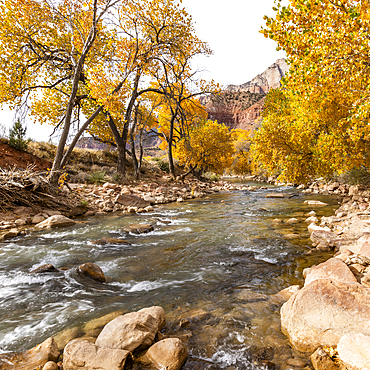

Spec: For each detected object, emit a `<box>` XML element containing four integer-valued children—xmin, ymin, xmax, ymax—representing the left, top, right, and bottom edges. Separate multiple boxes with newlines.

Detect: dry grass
<box><xmin>26</xmin><ymin>140</ymin><xmax>168</xmax><ymax>184</ymax></box>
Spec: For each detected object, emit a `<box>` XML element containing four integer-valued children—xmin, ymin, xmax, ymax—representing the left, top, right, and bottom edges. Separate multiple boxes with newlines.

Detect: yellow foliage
<box><xmin>255</xmin><ymin>0</ymin><xmax>370</xmax><ymax>182</ymax></box>
<box><xmin>174</xmin><ymin>120</ymin><xmax>235</xmax><ymax>174</ymax></box>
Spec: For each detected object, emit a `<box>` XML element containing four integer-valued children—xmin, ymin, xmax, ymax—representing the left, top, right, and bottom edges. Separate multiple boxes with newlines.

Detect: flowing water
<box><xmin>0</xmin><ymin>182</ymin><xmax>339</xmax><ymax>369</ymax></box>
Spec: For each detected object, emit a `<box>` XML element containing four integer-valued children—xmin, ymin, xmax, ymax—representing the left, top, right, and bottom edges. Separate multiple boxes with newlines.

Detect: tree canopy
<box><xmin>253</xmin><ymin>0</ymin><xmax>370</xmax><ymax>183</ymax></box>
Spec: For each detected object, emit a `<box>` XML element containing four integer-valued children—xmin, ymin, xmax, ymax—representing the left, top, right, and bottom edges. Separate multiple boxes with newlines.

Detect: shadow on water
<box><xmin>0</xmin><ymin>181</ymin><xmax>340</xmax><ymax>369</ymax></box>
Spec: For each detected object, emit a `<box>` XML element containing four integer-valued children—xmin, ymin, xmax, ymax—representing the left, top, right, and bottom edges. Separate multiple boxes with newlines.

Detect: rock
<box><xmin>286</xmin><ymin>357</ymin><xmax>306</xmax><ymax>367</ymax></box>
<box><xmin>305</xmin><ymin>216</ymin><xmax>319</xmax><ymax>223</ymax></box>
<box><xmin>32</xmin><ymin>213</ymin><xmax>47</xmax><ymax>224</ymax></box>
<box><xmin>361</xmin><ymin>275</ymin><xmax>370</xmax><ymax>288</ymax></box>
<box><xmin>43</xmin><ymin>209</ymin><xmax>62</xmax><ymax>217</ymax></box>
<box><xmin>346</xmin><ymin>254</ymin><xmax>370</xmax><ymax>266</ymax></box>
<box><xmin>284</xmin><ymin>234</ymin><xmax>301</xmax><ymax>239</ymax></box>
<box><xmin>53</xmin><ymin>327</ymin><xmax>82</xmax><ymax>351</ymax></box>
<box><xmin>77</xmin><ymin>263</ymin><xmax>106</xmax><ymax>283</ymax></box>
<box><xmin>310</xmin><ymin>229</ymin><xmax>338</xmax><ymax>246</ymax></box>
<box><xmin>281</xmin><ymin>279</ymin><xmax>370</xmax><ymax>352</ymax></box>
<box><xmin>15</xmin><ymin>218</ymin><xmax>27</xmax><ymax>226</ymax></box>
<box><xmin>146</xmin><ymin>338</ymin><xmax>188</xmax><ymax>370</ymax></box>
<box><xmin>304</xmin><ymin>200</ymin><xmax>328</xmax><ymax>206</ymax></box>
<box><xmin>1</xmin><ymin>228</ymin><xmax>20</xmax><ymax>239</ymax></box>
<box><xmin>286</xmin><ymin>218</ymin><xmax>299</xmax><ymax>224</ymax></box>
<box><xmin>310</xmin><ymin>347</ymin><xmax>339</xmax><ymax>370</ymax></box>
<box><xmin>270</xmin><ymin>285</ymin><xmax>301</xmax><ymax>303</ymax></box>
<box><xmin>83</xmin><ymin>311</ymin><xmax>126</xmax><ymax>333</ymax></box>
<box><xmin>95</xmin><ymin>308</ymin><xmax>164</xmax><ymax>352</ymax></box>
<box><xmin>265</xmin><ymin>193</ymin><xmax>285</xmax><ymax>198</ymax></box>
<box><xmin>349</xmin><ymin>185</ymin><xmax>359</xmax><ymax>196</ymax></box>
<box><xmin>308</xmin><ymin>211</ymin><xmax>317</xmax><ymax>217</ymax></box>
<box><xmin>121</xmin><ymin>224</ymin><xmax>154</xmax><ymax>234</ymax></box>
<box><xmin>63</xmin><ymin>339</ymin><xmax>132</xmax><ymax>370</ymax></box>
<box><xmin>35</xmin><ymin>215</ymin><xmax>76</xmax><ymax>229</ymax></box>
<box><xmin>0</xmin><ymin>337</ymin><xmax>59</xmax><ymax>370</ymax></box>
<box><xmin>30</xmin><ymin>264</ymin><xmax>59</xmax><ymax>274</ymax></box>
<box><xmin>138</xmin><ymin>306</ymin><xmax>166</xmax><ymax>330</ymax></box>
<box><xmin>114</xmin><ymin>194</ymin><xmax>150</xmax><ymax>208</ymax></box>
<box><xmin>102</xmin><ymin>182</ymin><xmax>118</xmax><ymax>190</ymax></box>
<box><xmin>143</xmin><ymin>195</ymin><xmax>156</xmax><ymax>203</ymax></box>
<box><xmin>307</xmin><ymin>224</ymin><xmax>331</xmax><ymax>233</ymax></box>
<box><xmin>42</xmin><ymin>361</ymin><xmax>58</xmax><ymax>370</ymax></box>
<box><xmin>84</xmin><ymin>211</ymin><xmax>95</xmax><ymax>216</ymax></box>
<box><xmin>92</xmin><ymin>238</ymin><xmax>131</xmax><ymax>246</ymax></box>
<box><xmin>304</xmin><ymin>258</ymin><xmax>358</xmax><ymax>286</ymax></box>
<box><xmin>337</xmin><ymin>333</ymin><xmax>370</xmax><ymax>370</ymax></box>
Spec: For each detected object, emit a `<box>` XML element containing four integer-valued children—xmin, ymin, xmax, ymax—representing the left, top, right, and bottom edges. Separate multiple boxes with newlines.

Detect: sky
<box><xmin>0</xmin><ymin>0</ymin><xmax>286</xmax><ymax>142</ymax></box>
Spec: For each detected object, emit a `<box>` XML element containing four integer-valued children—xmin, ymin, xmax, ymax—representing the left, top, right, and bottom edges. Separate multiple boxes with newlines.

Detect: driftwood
<box><xmin>0</xmin><ymin>166</ymin><xmax>77</xmax><ymax>212</ymax></box>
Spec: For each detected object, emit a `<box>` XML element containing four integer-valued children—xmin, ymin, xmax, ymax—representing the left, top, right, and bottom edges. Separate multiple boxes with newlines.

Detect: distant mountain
<box><xmin>203</xmin><ymin>59</ymin><xmax>289</xmax><ymax>130</ymax></box>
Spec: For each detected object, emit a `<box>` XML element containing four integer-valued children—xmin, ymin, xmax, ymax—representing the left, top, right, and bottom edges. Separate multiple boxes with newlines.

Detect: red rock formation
<box><xmin>204</xmin><ymin>59</ymin><xmax>289</xmax><ymax>130</ymax></box>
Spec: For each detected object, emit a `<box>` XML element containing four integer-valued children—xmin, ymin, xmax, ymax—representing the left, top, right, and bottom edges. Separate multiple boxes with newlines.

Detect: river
<box><xmin>0</xmin><ymin>182</ymin><xmax>339</xmax><ymax>369</ymax></box>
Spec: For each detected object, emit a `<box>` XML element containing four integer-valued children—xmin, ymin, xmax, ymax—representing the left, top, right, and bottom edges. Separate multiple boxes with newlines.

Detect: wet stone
<box><xmin>77</xmin><ymin>263</ymin><xmax>106</xmax><ymax>283</ymax></box>
<box><xmin>30</xmin><ymin>264</ymin><xmax>59</xmax><ymax>274</ymax></box>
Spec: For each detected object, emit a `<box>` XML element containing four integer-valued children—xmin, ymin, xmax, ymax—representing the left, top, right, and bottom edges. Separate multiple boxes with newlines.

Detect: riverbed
<box><xmin>0</xmin><ymin>182</ymin><xmax>339</xmax><ymax>369</ymax></box>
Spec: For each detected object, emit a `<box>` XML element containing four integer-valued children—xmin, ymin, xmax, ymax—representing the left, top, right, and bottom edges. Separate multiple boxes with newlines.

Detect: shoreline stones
<box><xmin>0</xmin><ymin>337</ymin><xmax>59</xmax><ymax>370</ymax></box>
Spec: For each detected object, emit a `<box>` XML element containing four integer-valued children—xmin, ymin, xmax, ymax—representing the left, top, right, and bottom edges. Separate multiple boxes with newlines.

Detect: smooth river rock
<box><xmin>304</xmin><ymin>258</ymin><xmax>358</xmax><ymax>287</ymax></box>
<box><xmin>281</xmin><ymin>279</ymin><xmax>370</xmax><ymax>352</ymax></box>
<box><xmin>337</xmin><ymin>333</ymin><xmax>370</xmax><ymax>370</ymax></box>
<box><xmin>121</xmin><ymin>223</ymin><xmax>154</xmax><ymax>234</ymax></box>
<box><xmin>77</xmin><ymin>263</ymin><xmax>106</xmax><ymax>282</ymax></box>
<box><xmin>35</xmin><ymin>215</ymin><xmax>76</xmax><ymax>229</ymax></box>
<box><xmin>146</xmin><ymin>338</ymin><xmax>188</xmax><ymax>370</ymax></box>
<box><xmin>95</xmin><ymin>307</ymin><xmax>164</xmax><ymax>352</ymax></box>
<box><xmin>63</xmin><ymin>339</ymin><xmax>132</xmax><ymax>370</ymax></box>
<box><xmin>0</xmin><ymin>337</ymin><xmax>59</xmax><ymax>370</ymax></box>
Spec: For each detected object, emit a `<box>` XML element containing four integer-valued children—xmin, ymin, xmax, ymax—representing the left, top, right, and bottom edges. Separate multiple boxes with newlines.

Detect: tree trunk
<box><xmin>168</xmin><ymin>114</ymin><xmax>176</xmax><ymax>178</ymax></box>
<box><xmin>106</xmin><ymin>113</ymin><xmax>127</xmax><ymax>175</ymax></box>
<box><xmin>49</xmin><ymin>2</ymin><xmax>99</xmax><ymax>185</ymax></box>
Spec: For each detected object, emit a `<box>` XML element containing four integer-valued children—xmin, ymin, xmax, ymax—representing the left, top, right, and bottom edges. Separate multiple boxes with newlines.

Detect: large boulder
<box><xmin>337</xmin><ymin>333</ymin><xmax>370</xmax><ymax>370</ymax></box>
<box><xmin>114</xmin><ymin>194</ymin><xmax>150</xmax><ymax>208</ymax></box>
<box><xmin>0</xmin><ymin>337</ymin><xmax>59</xmax><ymax>370</ymax></box>
<box><xmin>63</xmin><ymin>339</ymin><xmax>132</xmax><ymax>370</ymax></box>
<box><xmin>35</xmin><ymin>215</ymin><xmax>76</xmax><ymax>229</ymax></box>
<box><xmin>95</xmin><ymin>307</ymin><xmax>164</xmax><ymax>352</ymax></box>
<box><xmin>146</xmin><ymin>338</ymin><xmax>188</xmax><ymax>370</ymax></box>
<box><xmin>281</xmin><ymin>279</ymin><xmax>370</xmax><ymax>352</ymax></box>
<box><xmin>304</xmin><ymin>258</ymin><xmax>358</xmax><ymax>287</ymax></box>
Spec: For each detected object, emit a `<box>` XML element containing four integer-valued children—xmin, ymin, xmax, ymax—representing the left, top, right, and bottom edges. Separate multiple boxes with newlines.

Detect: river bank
<box><xmin>0</xmin><ymin>178</ymin><xmax>366</xmax><ymax>370</ymax></box>
<box><xmin>280</xmin><ymin>181</ymin><xmax>370</xmax><ymax>369</ymax></box>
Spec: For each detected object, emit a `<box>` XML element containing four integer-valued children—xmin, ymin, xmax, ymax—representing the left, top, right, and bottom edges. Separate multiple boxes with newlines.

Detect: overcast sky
<box><xmin>0</xmin><ymin>0</ymin><xmax>286</xmax><ymax>142</ymax></box>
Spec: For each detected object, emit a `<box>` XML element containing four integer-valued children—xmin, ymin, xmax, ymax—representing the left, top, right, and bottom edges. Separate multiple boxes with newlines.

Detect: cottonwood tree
<box><xmin>173</xmin><ymin>119</ymin><xmax>235</xmax><ymax>176</ymax></box>
<box><xmin>86</xmin><ymin>0</ymin><xmax>208</xmax><ymax>176</ymax></box>
<box><xmin>0</xmin><ymin>0</ymin><xmax>126</xmax><ymax>184</ymax></box>
<box><xmin>254</xmin><ymin>0</ymin><xmax>370</xmax><ymax>182</ymax></box>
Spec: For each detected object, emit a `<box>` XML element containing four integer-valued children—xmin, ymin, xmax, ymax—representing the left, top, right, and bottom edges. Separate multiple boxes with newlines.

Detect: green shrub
<box><xmin>88</xmin><ymin>171</ymin><xmax>107</xmax><ymax>185</ymax></box>
<box><xmin>9</xmin><ymin>119</ymin><xmax>29</xmax><ymax>151</ymax></box>
<box><xmin>157</xmin><ymin>159</ymin><xmax>169</xmax><ymax>173</ymax></box>
<box><xmin>112</xmin><ymin>173</ymin><xmax>123</xmax><ymax>183</ymax></box>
